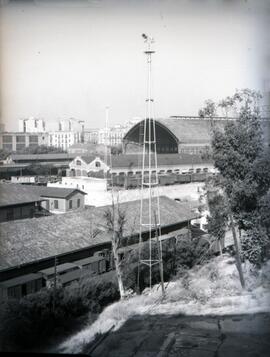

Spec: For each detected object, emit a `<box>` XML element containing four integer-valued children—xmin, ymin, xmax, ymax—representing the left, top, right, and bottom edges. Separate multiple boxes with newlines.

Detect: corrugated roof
<box><xmin>156</xmin><ymin>118</ymin><xmax>227</xmax><ymax>145</ymax></box>
<box><xmin>0</xmin><ymin>196</ymin><xmax>199</xmax><ymax>269</ymax></box>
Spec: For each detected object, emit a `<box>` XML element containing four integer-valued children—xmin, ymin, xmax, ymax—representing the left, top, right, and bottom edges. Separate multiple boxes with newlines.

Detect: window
<box><xmin>3</xmin><ymin>135</ymin><xmax>12</xmax><ymax>143</ymax></box>
<box><xmin>54</xmin><ymin>200</ymin><xmax>58</xmax><ymax>209</ymax></box>
<box><xmin>76</xmin><ymin>160</ymin><xmax>81</xmax><ymax>166</ymax></box>
<box><xmin>69</xmin><ymin>200</ymin><xmax>73</xmax><ymax>209</ymax></box>
<box><xmin>16</xmin><ymin>136</ymin><xmax>26</xmax><ymax>143</ymax></box>
<box><xmin>77</xmin><ymin>199</ymin><xmax>80</xmax><ymax>208</ymax></box>
<box><xmin>95</xmin><ymin>161</ymin><xmax>101</xmax><ymax>168</ymax></box>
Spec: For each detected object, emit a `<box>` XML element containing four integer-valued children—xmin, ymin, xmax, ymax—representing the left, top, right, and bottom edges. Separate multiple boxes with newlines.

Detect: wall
<box><xmin>0</xmin><ymin>132</ymin><xmax>49</xmax><ymax>151</ymax></box>
<box><xmin>68</xmin><ymin>156</ymin><xmax>109</xmax><ymax>176</ymax></box>
<box><xmin>41</xmin><ymin>192</ymin><xmax>85</xmax><ymax>214</ymax></box>
<box><xmin>47</xmin><ymin>177</ymin><xmax>107</xmax><ymax>206</ymax></box>
<box><xmin>0</xmin><ymin>202</ymin><xmax>37</xmax><ymax>223</ymax></box>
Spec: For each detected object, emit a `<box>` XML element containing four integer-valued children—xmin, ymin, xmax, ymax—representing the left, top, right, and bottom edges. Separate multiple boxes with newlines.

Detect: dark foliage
<box><xmin>0</xmin><ymin>273</ymin><xmax>119</xmax><ymax>352</ymax></box>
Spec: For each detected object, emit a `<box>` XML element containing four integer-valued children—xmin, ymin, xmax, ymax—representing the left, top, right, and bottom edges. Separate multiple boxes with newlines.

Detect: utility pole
<box><xmin>53</xmin><ymin>256</ymin><xmax>58</xmax><ymax>313</ymax></box>
<box><xmin>225</xmin><ymin>194</ymin><xmax>245</xmax><ymax>289</ymax></box>
<box><xmin>137</xmin><ymin>34</ymin><xmax>165</xmax><ymax>296</ymax></box>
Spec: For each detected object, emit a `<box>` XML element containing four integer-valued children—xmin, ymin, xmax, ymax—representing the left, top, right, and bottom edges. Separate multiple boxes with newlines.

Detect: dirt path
<box><xmin>87</xmin><ymin>313</ymin><xmax>270</xmax><ymax>357</ymax></box>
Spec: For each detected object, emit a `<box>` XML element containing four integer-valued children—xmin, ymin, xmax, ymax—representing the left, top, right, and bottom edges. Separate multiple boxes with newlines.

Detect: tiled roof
<box><xmin>0</xmin><ymin>183</ymin><xmax>43</xmax><ymax>207</ymax></box>
<box><xmin>0</xmin><ymin>196</ymin><xmax>200</xmax><ymax>269</ymax></box>
<box><xmin>38</xmin><ymin>186</ymin><xmax>86</xmax><ymax>199</ymax></box>
<box><xmin>0</xmin><ymin>183</ymin><xmax>86</xmax><ymax>206</ymax></box>
<box><xmin>76</xmin><ymin>153</ymin><xmax>212</xmax><ymax>169</ymax></box>
<box><xmin>111</xmin><ymin>153</ymin><xmax>212</xmax><ymax>169</ymax></box>
<box><xmin>11</xmin><ymin>153</ymin><xmax>76</xmax><ymax>161</ymax></box>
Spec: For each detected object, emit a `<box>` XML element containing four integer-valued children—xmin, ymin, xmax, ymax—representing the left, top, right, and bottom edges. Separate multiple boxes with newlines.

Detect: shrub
<box><xmin>0</xmin><ymin>273</ymin><xmax>120</xmax><ymax>351</ymax></box>
<box><xmin>241</xmin><ymin>226</ymin><xmax>269</xmax><ymax>266</ymax></box>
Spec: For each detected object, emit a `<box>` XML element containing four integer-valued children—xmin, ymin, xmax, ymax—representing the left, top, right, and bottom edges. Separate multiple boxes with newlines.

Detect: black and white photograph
<box><xmin>0</xmin><ymin>0</ymin><xmax>270</xmax><ymax>356</ymax></box>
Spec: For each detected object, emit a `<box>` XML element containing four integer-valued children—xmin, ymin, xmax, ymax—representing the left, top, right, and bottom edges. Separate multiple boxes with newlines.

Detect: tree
<box><xmin>198</xmin><ymin>99</ymin><xmax>216</xmax><ymax>118</ymax></box>
<box><xmin>210</xmin><ymin>89</ymin><xmax>270</xmax><ymax>266</ymax></box>
<box><xmin>104</xmin><ymin>194</ymin><xmax>126</xmax><ymax>299</ymax></box>
<box><xmin>207</xmin><ymin>192</ymin><xmax>228</xmax><ymax>256</ymax></box>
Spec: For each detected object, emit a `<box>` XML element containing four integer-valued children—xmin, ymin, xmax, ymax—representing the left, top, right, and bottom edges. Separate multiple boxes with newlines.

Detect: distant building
<box><xmin>67</xmin><ymin>142</ymin><xmax>109</xmax><ymax>156</ymax></box>
<box><xmin>0</xmin><ymin>132</ymin><xmax>49</xmax><ymax>151</ymax></box>
<box><xmin>0</xmin><ymin>183</ymin><xmax>86</xmax><ymax>219</ymax></box>
<box><xmin>68</xmin><ymin>155</ymin><xmax>110</xmax><ymax>176</ymax></box>
<box><xmin>48</xmin><ymin>176</ymin><xmax>107</xmax><ymax>206</ymax></box>
<box><xmin>8</xmin><ymin>153</ymin><xmax>76</xmax><ymax>164</ymax></box>
<box><xmin>0</xmin><ymin>123</ymin><xmax>5</xmax><ymax>133</ymax></box>
<box><xmin>48</xmin><ymin>131</ymin><xmax>83</xmax><ymax>150</ymax></box>
<box><xmin>48</xmin><ymin>118</ymin><xmax>85</xmax><ymax>150</ymax></box>
<box><xmin>97</xmin><ymin>118</ymin><xmax>141</xmax><ymax>146</ymax></box>
<box><xmin>67</xmin><ymin>153</ymin><xmax>214</xmax><ymax>177</ymax></box>
<box><xmin>123</xmin><ymin>116</ymin><xmax>270</xmax><ymax>154</ymax></box>
<box><xmin>84</xmin><ymin>128</ymin><xmax>99</xmax><ymax>144</ymax></box>
<box><xmin>19</xmin><ymin>118</ymin><xmax>46</xmax><ymax>133</ymax></box>
<box><xmin>38</xmin><ymin>187</ymin><xmax>86</xmax><ymax>214</ymax></box>
<box><xmin>0</xmin><ymin>196</ymin><xmax>200</xmax><ymax>282</ymax></box>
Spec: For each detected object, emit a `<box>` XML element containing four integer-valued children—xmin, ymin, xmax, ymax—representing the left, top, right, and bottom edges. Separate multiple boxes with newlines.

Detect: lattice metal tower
<box><xmin>138</xmin><ymin>34</ymin><xmax>165</xmax><ymax>294</ymax></box>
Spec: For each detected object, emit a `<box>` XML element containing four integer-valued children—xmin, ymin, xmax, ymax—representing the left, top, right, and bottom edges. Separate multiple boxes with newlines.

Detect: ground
<box><xmin>57</xmin><ymin>255</ymin><xmax>270</xmax><ymax>355</ymax></box>
<box><xmin>92</xmin><ymin>182</ymin><xmax>204</xmax><ymax>206</ymax></box>
<box><xmin>87</xmin><ymin>313</ymin><xmax>270</xmax><ymax>357</ymax></box>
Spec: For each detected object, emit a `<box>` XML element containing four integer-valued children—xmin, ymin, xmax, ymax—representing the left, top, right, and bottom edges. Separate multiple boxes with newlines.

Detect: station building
<box><xmin>122</xmin><ymin>116</ymin><xmax>270</xmax><ymax>154</ymax></box>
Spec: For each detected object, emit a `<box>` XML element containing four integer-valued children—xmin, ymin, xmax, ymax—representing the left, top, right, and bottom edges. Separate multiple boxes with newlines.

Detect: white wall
<box><xmin>48</xmin><ymin>177</ymin><xmax>107</xmax><ymax>206</ymax></box>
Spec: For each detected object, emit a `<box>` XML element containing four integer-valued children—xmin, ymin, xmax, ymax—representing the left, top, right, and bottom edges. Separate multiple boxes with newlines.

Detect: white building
<box><xmin>48</xmin><ymin>131</ymin><xmax>82</xmax><ymax>151</ymax></box>
<box><xmin>67</xmin><ymin>154</ymin><xmax>215</xmax><ymax>177</ymax></box>
<box><xmin>48</xmin><ymin>118</ymin><xmax>85</xmax><ymax>150</ymax></box>
<box><xmin>67</xmin><ymin>155</ymin><xmax>109</xmax><ymax>177</ymax></box>
<box><xmin>97</xmin><ymin>118</ymin><xmax>141</xmax><ymax>146</ymax></box>
<box><xmin>19</xmin><ymin>118</ymin><xmax>46</xmax><ymax>133</ymax></box>
<box><xmin>48</xmin><ymin>176</ymin><xmax>107</xmax><ymax>206</ymax></box>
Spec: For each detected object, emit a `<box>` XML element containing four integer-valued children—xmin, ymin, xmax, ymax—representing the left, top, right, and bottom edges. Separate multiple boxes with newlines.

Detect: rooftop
<box><xmin>11</xmin><ymin>153</ymin><xmax>76</xmax><ymax>162</ymax></box>
<box><xmin>0</xmin><ymin>273</ymin><xmax>43</xmax><ymax>288</ymax></box>
<box><xmin>0</xmin><ymin>196</ymin><xmax>199</xmax><ymax>269</ymax></box>
<box><xmin>39</xmin><ymin>263</ymin><xmax>78</xmax><ymax>276</ymax></box>
<box><xmin>78</xmin><ymin>153</ymin><xmax>212</xmax><ymax>169</ymax></box>
<box><xmin>0</xmin><ymin>183</ymin><xmax>86</xmax><ymax>205</ymax></box>
<box><xmin>0</xmin><ymin>183</ymin><xmax>43</xmax><ymax>207</ymax></box>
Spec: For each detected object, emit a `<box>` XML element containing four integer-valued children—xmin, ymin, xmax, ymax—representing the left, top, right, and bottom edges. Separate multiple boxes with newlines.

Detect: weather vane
<box><xmin>142</xmin><ymin>33</ymin><xmax>155</xmax><ymax>51</ymax></box>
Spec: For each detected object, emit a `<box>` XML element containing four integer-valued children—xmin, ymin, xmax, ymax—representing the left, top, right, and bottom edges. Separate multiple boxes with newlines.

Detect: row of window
<box><xmin>53</xmin><ymin>199</ymin><xmax>81</xmax><ymax>209</ymax></box>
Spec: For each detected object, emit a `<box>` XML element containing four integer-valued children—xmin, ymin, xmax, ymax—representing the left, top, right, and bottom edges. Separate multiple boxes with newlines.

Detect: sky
<box><xmin>0</xmin><ymin>0</ymin><xmax>270</xmax><ymax>131</ymax></box>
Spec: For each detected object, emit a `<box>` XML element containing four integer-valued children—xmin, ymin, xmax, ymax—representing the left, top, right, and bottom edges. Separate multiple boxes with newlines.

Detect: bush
<box><xmin>241</xmin><ymin>227</ymin><xmax>270</xmax><ymax>266</ymax></box>
<box><xmin>0</xmin><ymin>273</ymin><xmax>120</xmax><ymax>352</ymax></box>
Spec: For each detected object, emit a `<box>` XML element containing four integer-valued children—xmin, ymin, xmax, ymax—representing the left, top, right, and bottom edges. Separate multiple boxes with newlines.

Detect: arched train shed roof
<box><xmin>123</xmin><ymin>117</ymin><xmax>233</xmax><ymax>146</ymax></box>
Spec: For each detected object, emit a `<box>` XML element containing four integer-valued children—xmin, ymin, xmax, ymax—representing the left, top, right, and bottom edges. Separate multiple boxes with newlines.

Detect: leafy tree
<box><xmin>210</xmin><ymin>89</ymin><xmax>270</xmax><ymax>266</ymax></box>
<box><xmin>207</xmin><ymin>192</ymin><xmax>228</xmax><ymax>256</ymax></box>
<box><xmin>198</xmin><ymin>99</ymin><xmax>216</xmax><ymax>118</ymax></box>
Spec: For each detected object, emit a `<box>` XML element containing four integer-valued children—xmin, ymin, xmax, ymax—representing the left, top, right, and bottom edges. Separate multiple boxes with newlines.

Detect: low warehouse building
<box><xmin>0</xmin><ymin>196</ymin><xmax>200</xmax><ymax>292</ymax></box>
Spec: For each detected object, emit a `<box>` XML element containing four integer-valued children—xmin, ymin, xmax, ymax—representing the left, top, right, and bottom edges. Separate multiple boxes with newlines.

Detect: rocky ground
<box><xmin>86</xmin><ymin>313</ymin><xmax>270</xmax><ymax>357</ymax></box>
